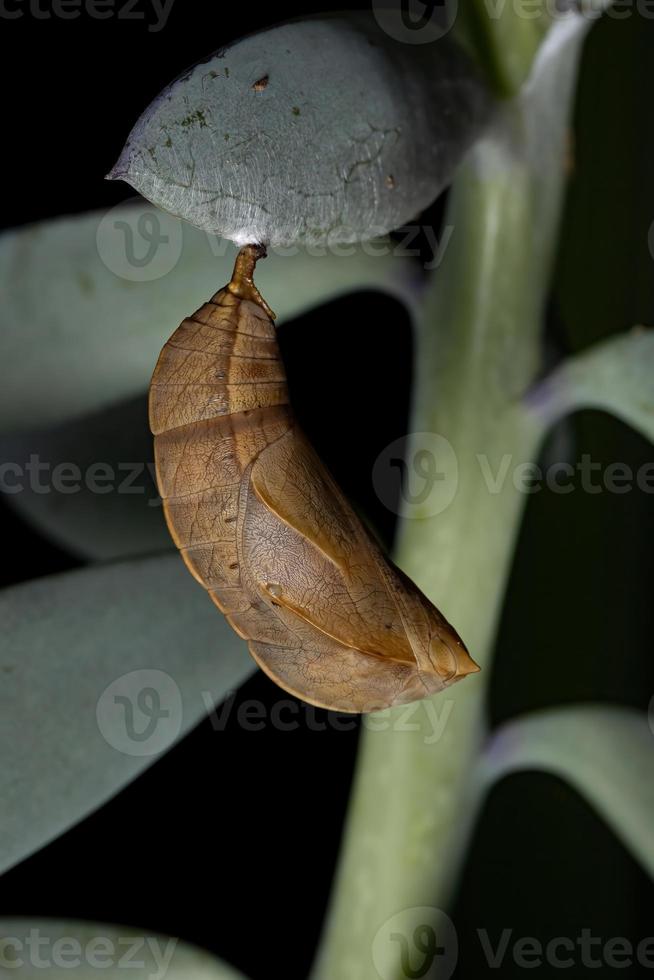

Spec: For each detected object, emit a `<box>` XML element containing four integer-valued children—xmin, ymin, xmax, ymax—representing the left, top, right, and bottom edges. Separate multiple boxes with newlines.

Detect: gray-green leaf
<box><xmin>108</xmin><ymin>16</ymin><xmax>490</xmax><ymax>245</ymax></box>
<box><xmin>525</xmin><ymin>328</ymin><xmax>654</xmax><ymax>443</ymax></box>
<box><xmin>477</xmin><ymin>705</ymin><xmax>654</xmax><ymax>879</ymax></box>
<box><xmin>0</xmin><ymin>397</ymin><xmax>169</xmax><ymax>561</ymax></box>
<box><xmin>0</xmin><ymin>554</ymin><xmax>253</xmax><ymax>876</ymax></box>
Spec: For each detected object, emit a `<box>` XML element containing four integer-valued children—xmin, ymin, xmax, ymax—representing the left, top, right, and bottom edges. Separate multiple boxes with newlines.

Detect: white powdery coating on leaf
<box><xmin>109</xmin><ymin>16</ymin><xmax>490</xmax><ymax>246</ymax></box>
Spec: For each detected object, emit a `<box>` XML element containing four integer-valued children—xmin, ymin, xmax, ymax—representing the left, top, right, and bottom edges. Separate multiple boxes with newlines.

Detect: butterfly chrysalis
<box><xmin>149</xmin><ymin>245</ymin><xmax>478</xmax><ymax>712</ymax></box>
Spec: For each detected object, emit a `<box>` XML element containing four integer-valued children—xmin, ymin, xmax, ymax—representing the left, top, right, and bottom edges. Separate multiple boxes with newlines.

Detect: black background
<box><xmin>1</xmin><ymin>2</ymin><xmax>654</xmax><ymax>978</ymax></box>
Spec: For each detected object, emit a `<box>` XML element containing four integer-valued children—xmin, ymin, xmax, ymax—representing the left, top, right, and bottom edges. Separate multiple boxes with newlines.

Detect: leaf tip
<box><xmin>105</xmin><ymin>166</ymin><xmax>125</xmax><ymax>182</ymax></box>
<box><xmin>105</xmin><ymin>145</ymin><xmax>133</xmax><ymax>183</ymax></box>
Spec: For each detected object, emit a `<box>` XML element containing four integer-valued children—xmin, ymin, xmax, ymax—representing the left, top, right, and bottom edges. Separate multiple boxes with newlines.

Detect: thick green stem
<box><xmin>311</xmin><ymin>18</ymin><xmax>589</xmax><ymax>980</ymax></box>
<box><xmin>312</xmin><ymin>151</ymin><xmax>540</xmax><ymax>980</ymax></box>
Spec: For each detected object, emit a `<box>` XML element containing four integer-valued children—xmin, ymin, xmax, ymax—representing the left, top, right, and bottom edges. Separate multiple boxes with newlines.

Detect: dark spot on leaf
<box><xmin>229</xmin><ymin>562</ymin><xmax>239</xmax><ymax>570</ymax></box>
<box><xmin>76</xmin><ymin>271</ymin><xmax>94</xmax><ymax>295</ymax></box>
<box><xmin>180</xmin><ymin>109</ymin><xmax>208</xmax><ymax>128</ymax></box>
<box><xmin>252</xmin><ymin>75</ymin><xmax>269</xmax><ymax>92</ymax></box>
<box><xmin>292</xmin><ymin>106</ymin><xmax>301</xmax><ymax>116</ymax></box>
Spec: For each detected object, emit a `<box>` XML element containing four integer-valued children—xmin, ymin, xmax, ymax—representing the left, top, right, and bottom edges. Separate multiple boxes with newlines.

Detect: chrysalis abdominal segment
<box><xmin>149</xmin><ymin>245</ymin><xmax>479</xmax><ymax>713</ymax></box>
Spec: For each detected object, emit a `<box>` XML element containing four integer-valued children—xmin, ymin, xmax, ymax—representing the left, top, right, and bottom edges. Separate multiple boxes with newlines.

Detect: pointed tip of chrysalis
<box><xmin>457</xmin><ymin>648</ymin><xmax>481</xmax><ymax>677</ymax></box>
<box><xmin>430</xmin><ymin>635</ymin><xmax>480</xmax><ymax>684</ymax></box>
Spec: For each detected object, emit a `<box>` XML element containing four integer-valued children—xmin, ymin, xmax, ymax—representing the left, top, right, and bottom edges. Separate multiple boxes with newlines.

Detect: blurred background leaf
<box><xmin>455</xmin><ymin>0</ymin><xmax>552</xmax><ymax>96</ymax></box>
<box><xmin>0</xmin><ymin>920</ymin><xmax>248</xmax><ymax>979</ymax></box>
<box><xmin>526</xmin><ymin>328</ymin><xmax>654</xmax><ymax>442</ymax></box>
<box><xmin>0</xmin><ymin>554</ymin><xmax>253</xmax><ymax>875</ymax></box>
<box><xmin>0</xmin><ymin>205</ymin><xmax>418</xmax><ymax>433</ymax></box>
<box><xmin>477</xmin><ymin>705</ymin><xmax>654</xmax><ymax>879</ymax></box>
<box><xmin>0</xmin><ymin>397</ymin><xmax>168</xmax><ymax>562</ymax></box>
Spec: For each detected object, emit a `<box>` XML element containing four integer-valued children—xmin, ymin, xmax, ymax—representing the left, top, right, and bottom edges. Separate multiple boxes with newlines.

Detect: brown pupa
<box><xmin>149</xmin><ymin>245</ymin><xmax>478</xmax><ymax>713</ymax></box>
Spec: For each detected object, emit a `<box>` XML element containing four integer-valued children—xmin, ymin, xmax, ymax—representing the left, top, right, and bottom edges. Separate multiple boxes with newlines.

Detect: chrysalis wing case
<box><xmin>149</xmin><ymin>245</ymin><xmax>479</xmax><ymax>713</ymax></box>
